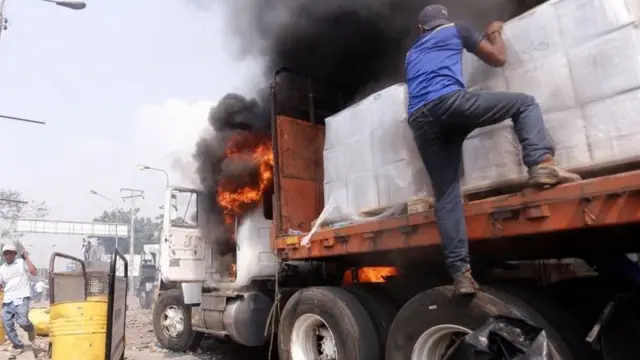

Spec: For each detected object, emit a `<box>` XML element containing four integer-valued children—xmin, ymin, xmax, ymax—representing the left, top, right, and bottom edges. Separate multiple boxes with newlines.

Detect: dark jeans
<box><xmin>408</xmin><ymin>90</ymin><xmax>555</xmax><ymax>277</ymax></box>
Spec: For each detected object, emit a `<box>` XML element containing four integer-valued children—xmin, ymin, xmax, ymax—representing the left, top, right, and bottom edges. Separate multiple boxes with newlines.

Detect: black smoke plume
<box><xmin>194</xmin><ymin>0</ymin><xmax>542</xmax><ymax>258</ymax></box>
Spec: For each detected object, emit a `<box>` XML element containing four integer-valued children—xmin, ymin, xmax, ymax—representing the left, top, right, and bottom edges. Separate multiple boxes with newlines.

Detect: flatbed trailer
<box><xmin>153</xmin><ymin>69</ymin><xmax>640</xmax><ymax>360</ymax></box>
<box><xmin>263</xmin><ymin>68</ymin><xmax>640</xmax><ymax>360</ymax></box>
<box><xmin>270</xmin><ymin>68</ymin><xmax>640</xmax><ymax>261</ymax></box>
<box><xmin>274</xmin><ymin>117</ymin><xmax>640</xmax><ymax>260</ymax></box>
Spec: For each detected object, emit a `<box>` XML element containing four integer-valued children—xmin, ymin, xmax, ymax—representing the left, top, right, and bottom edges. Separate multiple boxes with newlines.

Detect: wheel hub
<box><xmin>319</xmin><ymin>328</ymin><xmax>337</xmax><ymax>359</ymax></box>
<box><xmin>162</xmin><ymin>305</ymin><xmax>185</xmax><ymax>338</ymax></box>
<box><xmin>411</xmin><ymin>324</ymin><xmax>471</xmax><ymax>360</ymax></box>
<box><xmin>290</xmin><ymin>313</ymin><xmax>338</xmax><ymax>360</ymax></box>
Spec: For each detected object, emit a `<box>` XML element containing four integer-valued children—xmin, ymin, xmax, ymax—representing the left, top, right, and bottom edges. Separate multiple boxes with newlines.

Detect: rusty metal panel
<box><xmin>276</xmin><ymin>116</ymin><xmax>325</xmax><ymax>181</ymax></box>
<box><xmin>276</xmin><ymin>116</ymin><xmax>325</xmax><ymax>234</ymax></box>
<box><xmin>277</xmin><ymin>170</ymin><xmax>640</xmax><ymax>259</ymax></box>
<box><xmin>280</xmin><ymin>178</ymin><xmax>323</xmax><ymax>232</ymax></box>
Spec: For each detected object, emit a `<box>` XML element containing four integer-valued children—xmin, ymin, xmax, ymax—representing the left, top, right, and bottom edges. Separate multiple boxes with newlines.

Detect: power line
<box><xmin>0</xmin><ymin>114</ymin><xmax>46</xmax><ymax>125</ymax></box>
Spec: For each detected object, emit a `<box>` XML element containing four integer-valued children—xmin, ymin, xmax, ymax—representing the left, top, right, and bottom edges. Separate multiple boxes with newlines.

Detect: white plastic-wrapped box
<box><xmin>462</xmin><ymin>123</ymin><xmax>525</xmax><ymax>191</ymax></box>
<box><xmin>544</xmin><ymin>108</ymin><xmax>591</xmax><ymax>169</ymax></box>
<box><xmin>461</xmin><ymin>0</ymin><xmax>640</xmax><ymax>192</ymax></box>
<box><xmin>377</xmin><ymin>159</ymin><xmax>431</xmax><ymax>207</ymax></box>
<box><xmin>569</xmin><ymin>24</ymin><xmax>640</xmax><ymax>105</ymax></box>
<box><xmin>555</xmin><ymin>0</ymin><xmax>635</xmax><ymax>47</ymax></box>
<box><xmin>322</xmin><ymin>83</ymin><xmax>433</xmax><ymax>219</ymax></box>
<box><xmin>501</xmin><ymin>2</ymin><xmax>564</xmax><ymax>67</ymax></box>
<box><xmin>505</xmin><ymin>54</ymin><xmax>577</xmax><ymax>114</ymax></box>
<box><xmin>372</xmin><ymin>118</ymin><xmax>416</xmax><ymax>167</ymax></box>
<box><xmin>346</xmin><ymin>172</ymin><xmax>379</xmax><ymax>213</ymax></box>
<box><xmin>583</xmin><ymin>89</ymin><xmax>640</xmax><ymax>163</ymax></box>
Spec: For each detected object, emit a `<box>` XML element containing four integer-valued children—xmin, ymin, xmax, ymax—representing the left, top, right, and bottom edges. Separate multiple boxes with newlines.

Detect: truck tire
<box><xmin>153</xmin><ymin>289</ymin><xmax>203</xmax><ymax>352</ymax></box>
<box><xmin>386</xmin><ymin>286</ymin><xmax>576</xmax><ymax>360</ymax></box>
<box><xmin>344</xmin><ymin>285</ymin><xmax>399</xmax><ymax>356</ymax></box>
<box><xmin>492</xmin><ymin>284</ymin><xmax>597</xmax><ymax>360</ymax></box>
<box><xmin>278</xmin><ymin>286</ymin><xmax>380</xmax><ymax>360</ymax></box>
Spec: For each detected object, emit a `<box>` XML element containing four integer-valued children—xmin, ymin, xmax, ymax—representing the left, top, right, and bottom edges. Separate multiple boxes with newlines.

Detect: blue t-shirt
<box><xmin>405</xmin><ymin>21</ymin><xmax>484</xmax><ymax>115</ymax></box>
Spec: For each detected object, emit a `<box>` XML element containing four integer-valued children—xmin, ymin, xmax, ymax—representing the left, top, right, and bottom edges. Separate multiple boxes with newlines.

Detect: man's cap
<box><xmin>2</xmin><ymin>244</ymin><xmax>17</xmax><ymax>253</ymax></box>
<box><xmin>418</xmin><ymin>4</ymin><xmax>450</xmax><ymax>30</ymax></box>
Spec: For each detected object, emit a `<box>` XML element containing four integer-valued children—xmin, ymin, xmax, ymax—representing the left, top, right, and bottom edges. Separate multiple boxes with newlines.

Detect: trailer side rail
<box><xmin>276</xmin><ymin>169</ymin><xmax>640</xmax><ymax>259</ymax></box>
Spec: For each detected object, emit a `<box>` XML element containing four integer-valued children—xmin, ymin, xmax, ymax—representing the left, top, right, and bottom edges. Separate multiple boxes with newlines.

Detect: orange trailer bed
<box><xmin>271</xmin><ymin>116</ymin><xmax>640</xmax><ymax>261</ymax></box>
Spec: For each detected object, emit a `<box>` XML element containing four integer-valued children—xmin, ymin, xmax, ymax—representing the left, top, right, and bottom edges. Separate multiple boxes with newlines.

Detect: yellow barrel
<box><xmin>0</xmin><ymin>291</ymin><xmax>4</xmax><ymax>345</ymax></box>
<box><xmin>49</xmin><ymin>301</ymin><xmax>108</xmax><ymax>360</ymax></box>
<box><xmin>28</xmin><ymin>308</ymin><xmax>50</xmax><ymax>337</ymax></box>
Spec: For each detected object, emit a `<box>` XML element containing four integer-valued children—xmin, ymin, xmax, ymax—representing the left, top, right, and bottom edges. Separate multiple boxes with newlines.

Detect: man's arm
<box><xmin>456</xmin><ymin>21</ymin><xmax>507</xmax><ymax>68</ymax></box>
<box><xmin>22</xmin><ymin>251</ymin><xmax>37</xmax><ymax>276</ymax></box>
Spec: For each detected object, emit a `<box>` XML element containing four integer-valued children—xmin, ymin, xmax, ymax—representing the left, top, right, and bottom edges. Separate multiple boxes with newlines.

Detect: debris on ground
<box><xmin>15</xmin><ymin>300</ymin><xmax>271</xmax><ymax>360</ymax></box>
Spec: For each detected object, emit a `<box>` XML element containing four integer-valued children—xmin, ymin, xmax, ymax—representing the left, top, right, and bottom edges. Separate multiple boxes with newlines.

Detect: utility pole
<box><xmin>88</xmin><ymin>190</ymin><xmax>122</xmax><ymax>252</ymax></box>
<box><xmin>120</xmin><ymin>188</ymin><xmax>143</xmax><ymax>294</ymax></box>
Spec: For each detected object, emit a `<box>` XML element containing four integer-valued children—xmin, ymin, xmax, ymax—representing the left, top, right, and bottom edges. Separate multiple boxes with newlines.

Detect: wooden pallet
<box><xmin>357</xmin><ymin>195</ymin><xmax>435</xmax><ymax>218</ymax></box>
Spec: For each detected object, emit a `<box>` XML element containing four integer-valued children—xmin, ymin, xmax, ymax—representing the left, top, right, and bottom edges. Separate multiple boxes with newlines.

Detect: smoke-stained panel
<box><xmin>276</xmin><ymin>116</ymin><xmax>325</xmax><ymax>234</ymax></box>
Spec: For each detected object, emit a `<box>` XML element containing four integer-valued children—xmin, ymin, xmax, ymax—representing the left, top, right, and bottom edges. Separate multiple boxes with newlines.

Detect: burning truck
<box><xmin>152</xmin><ymin>0</ymin><xmax>640</xmax><ymax>359</ymax></box>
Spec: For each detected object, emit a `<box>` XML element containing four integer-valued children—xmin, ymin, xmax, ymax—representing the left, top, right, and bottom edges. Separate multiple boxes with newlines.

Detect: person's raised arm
<box><xmin>22</xmin><ymin>251</ymin><xmax>37</xmax><ymax>276</ymax></box>
<box><xmin>456</xmin><ymin>21</ymin><xmax>507</xmax><ymax>68</ymax></box>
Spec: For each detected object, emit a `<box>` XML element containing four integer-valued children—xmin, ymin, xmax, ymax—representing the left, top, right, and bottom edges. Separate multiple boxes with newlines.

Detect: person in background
<box><xmin>0</xmin><ymin>244</ymin><xmax>37</xmax><ymax>355</ymax></box>
<box><xmin>81</xmin><ymin>238</ymin><xmax>88</xmax><ymax>260</ymax></box>
<box><xmin>34</xmin><ymin>280</ymin><xmax>48</xmax><ymax>303</ymax></box>
<box><xmin>405</xmin><ymin>4</ymin><xmax>581</xmax><ymax>295</ymax></box>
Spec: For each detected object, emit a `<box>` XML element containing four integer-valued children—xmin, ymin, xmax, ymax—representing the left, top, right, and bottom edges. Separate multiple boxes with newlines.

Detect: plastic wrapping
<box><xmin>462</xmin><ymin>123</ymin><xmax>525</xmax><ymax>192</ymax></box>
<box><xmin>321</xmin><ymin>83</ymin><xmax>432</xmax><ymax>225</ymax></box>
<box><xmin>462</xmin><ymin>0</ymin><xmax>640</xmax><ymax>192</ymax></box>
<box><xmin>451</xmin><ymin>316</ymin><xmax>556</xmax><ymax>360</ymax></box>
<box><xmin>583</xmin><ymin>89</ymin><xmax>640</xmax><ymax>162</ymax></box>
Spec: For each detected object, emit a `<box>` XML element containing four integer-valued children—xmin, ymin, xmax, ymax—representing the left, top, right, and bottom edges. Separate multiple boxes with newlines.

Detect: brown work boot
<box><xmin>528</xmin><ymin>156</ymin><xmax>581</xmax><ymax>188</ymax></box>
<box><xmin>453</xmin><ymin>269</ymin><xmax>479</xmax><ymax>296</ymax></box>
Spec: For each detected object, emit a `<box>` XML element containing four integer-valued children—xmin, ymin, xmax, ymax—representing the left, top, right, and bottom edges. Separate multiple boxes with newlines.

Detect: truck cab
<box><xmin>153</xmin><ymin>186</ymin><xmax>280</xmax><ymax>350</ymax></box>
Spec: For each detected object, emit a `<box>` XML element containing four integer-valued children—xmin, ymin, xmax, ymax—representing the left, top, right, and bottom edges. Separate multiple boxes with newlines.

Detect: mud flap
<box><xmin>448</xmin><ymin>316</ymin><xmax>556</xmax><ymax>360</ymax></box>
<box><xmin>105</xmin><ymin>250</ymin><xmax>128</xmax><ymax>360</ymax></box>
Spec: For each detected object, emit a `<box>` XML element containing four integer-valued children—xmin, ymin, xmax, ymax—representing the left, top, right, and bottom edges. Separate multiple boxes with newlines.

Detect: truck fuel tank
<box><xmin>192</xmin><ymin>291</ymin><xmax>273</xmax><ymax>347</ymax></box>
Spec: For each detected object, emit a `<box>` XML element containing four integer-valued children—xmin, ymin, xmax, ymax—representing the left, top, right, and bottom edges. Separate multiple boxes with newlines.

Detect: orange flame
<box><xmin>342</xmin><ymin>266</ymin><xmax>397</xmax><ymax>284</ymax></box>
<box><xmin>216</xmin><ymin>133</ymin><xmax>274</xmax><ymax>224</ymax></box>
<box><xmin>229</xmin><ymin>263</ymin><xmax>237</xmax><ymax>279</ymax></box>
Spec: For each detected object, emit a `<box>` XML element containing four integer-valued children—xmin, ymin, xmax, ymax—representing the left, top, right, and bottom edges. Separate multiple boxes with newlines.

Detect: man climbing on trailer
<box><xmin>404</xmin><ymin>4</ymin><xmax>581</xmax><ymax>295</ymax></box>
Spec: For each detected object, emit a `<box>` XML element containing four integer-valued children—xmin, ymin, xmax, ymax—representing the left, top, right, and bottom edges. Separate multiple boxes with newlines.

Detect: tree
<box><xmin>90</xmin><ymin>208</ymin><xmax>161</xmax><ymax>255</ymax></box>
<box><xmin>0</xmin><ymin>189</ymin><xmax>49</xmax><ymax>241</ymax></box>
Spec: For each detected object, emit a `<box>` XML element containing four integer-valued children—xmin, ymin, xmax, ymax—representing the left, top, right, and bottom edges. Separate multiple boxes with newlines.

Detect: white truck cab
<box><xmin>154</xmin><ymin>186</ymin><xmax>280</xmax><ymax>350</ymax></box>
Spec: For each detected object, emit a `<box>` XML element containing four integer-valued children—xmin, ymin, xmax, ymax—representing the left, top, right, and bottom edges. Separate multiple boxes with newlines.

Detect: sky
<box><xmin>0</xmin><ymin>0</ymin><xmax>265</xmax><ymax>266</ymax></box>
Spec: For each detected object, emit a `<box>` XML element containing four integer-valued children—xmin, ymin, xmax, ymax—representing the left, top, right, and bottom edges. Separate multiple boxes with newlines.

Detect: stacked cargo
<box><xmin>320</xmin><ymin>0</ymin><xmax>640</xmax><ymax>219</ymax></box>
<box><xmin>462</xmin><ymin>0</ymin><xmax>639</xmax><ymax>192</ymax></box>
<box><xmin>322</xmin><ymin>84</ymin><xmax>432</xmax><ymax>219</ymax></box>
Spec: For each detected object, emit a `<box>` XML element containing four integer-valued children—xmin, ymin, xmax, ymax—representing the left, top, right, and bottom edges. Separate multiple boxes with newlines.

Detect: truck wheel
<box><xmin>344</xmin><ymin>285</ymin><xmax>398</xmax><ymax>355</ymax></box>
<box><xmin>153</xmin><ymin>289</ymin><xmax>203</xmax><ymax>352</ymax></box>
<box><xmin>493</xmin><ymin>284</ymin><xmax>598</xmax><ymax>360</ymax></box>
<box><xmin>278</xmin><ymin>286</ymin><xmax>380</xmax><ymax>360</ymax></box>
<box><xmin>386</xmin><ymin>286</ymin><xmax>575</xmax><ymax>360</ymax></box>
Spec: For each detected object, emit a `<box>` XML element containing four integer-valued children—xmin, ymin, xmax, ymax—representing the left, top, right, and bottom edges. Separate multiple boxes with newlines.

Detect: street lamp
<box><xmin>137</xmin><ymin>164</ymin><xmax>170</xmax><ymax>188</ymax></box>
<box><xmin>88</xmin><ymin>190</ymin><xmax>121</xmax><ymax>251</ymax></box>
<box><xmin>0</xmin><ymin>198</ymin><xmax>27</xmax><ymax>204</ymax></box>
<box><xmin>40</xmin><ymin>0</ymin><xmax>86</xmax><ymax>10</ymax></box>
<box><xmin>0</xmin><ymin>0</ymin><xmax>86</xmax><ymax>45</ymax></box>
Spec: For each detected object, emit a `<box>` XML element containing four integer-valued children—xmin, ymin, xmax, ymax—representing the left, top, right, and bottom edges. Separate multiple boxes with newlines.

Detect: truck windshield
<box><xmin>170</xmin><ymin>190</ymin><xmax>198</xmax><ymax>228</ymax></box>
